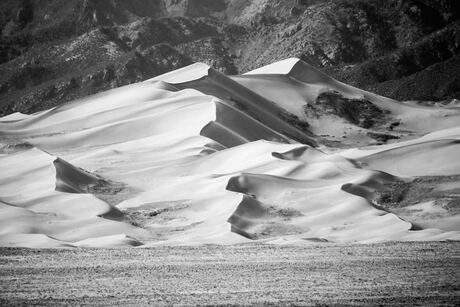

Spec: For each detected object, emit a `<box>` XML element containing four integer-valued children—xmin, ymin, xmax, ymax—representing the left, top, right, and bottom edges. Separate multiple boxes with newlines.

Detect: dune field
<box><xmin>1</xmin><ymin>58</ymin><xmax>460</xmax><ymax>248</ymax></box>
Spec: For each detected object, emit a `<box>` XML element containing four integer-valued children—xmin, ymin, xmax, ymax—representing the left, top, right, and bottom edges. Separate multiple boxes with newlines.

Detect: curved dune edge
<box><xmin>0</xmin><ymin>148</ymin><xmax>149</xmax><ymax>248</ymax></box>
<box><xmin>224</xmin><ymin>146</ymin><xmax>459</xmax><ymax>243</ymax></box>
<box><xmin>1</xmin><ymin>59</ymin><xmax>459</xmax><ymax>248</ymax></box>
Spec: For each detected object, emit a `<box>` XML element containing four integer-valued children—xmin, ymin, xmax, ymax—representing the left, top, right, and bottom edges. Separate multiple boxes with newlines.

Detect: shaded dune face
<box><xmin>1</xmin><ymin>58</ymin><xmax>460</xmax><ymax>248</ymax></box>
<box><xmin>227</xmin><ymin>196</ymin><xmax>271</xmax><ymax>239</ymax></box>
<box><xmin>154</xmin><ymin>64</ymin><xmax>317</xmax><ymax>146</ymax></box>
<box><xmin>54</xmin><ymin>157</ymin><xmax>101</xmax><ymax>194</ymax></box>
<box><xmin>53</xmin><ymin>157</ymin><xmax>125</xmax><ymax>220</ymax></box>
<box><xmin>200</xmin><ymin>101</ymin><xmax>290</xmax><ymax>148</ymax></box>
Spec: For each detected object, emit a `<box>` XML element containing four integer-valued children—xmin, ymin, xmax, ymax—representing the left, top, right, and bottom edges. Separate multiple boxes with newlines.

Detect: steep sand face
<box><xmin>1</xmin><ymin>59</ymin><xmax>459</xmax><ymax>248</ymax></box>
<box><xmin>151</xmin><ymin>63</ymin><xmax>317</xmax><ymax>146</ymax></box>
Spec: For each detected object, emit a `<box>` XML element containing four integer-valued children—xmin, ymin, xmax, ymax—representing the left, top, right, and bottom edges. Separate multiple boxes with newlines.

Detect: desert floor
<box><xmin>1</xmin><ymin>242</ymin><xmax>459</xmax><ymax>306</ymax></box>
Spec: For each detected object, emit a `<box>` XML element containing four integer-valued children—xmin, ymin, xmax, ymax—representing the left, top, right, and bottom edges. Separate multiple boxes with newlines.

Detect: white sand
<box><xmin>1</xmin><ymin>58</ymin><xmax>459</xmax><ymax>248</ymax></box>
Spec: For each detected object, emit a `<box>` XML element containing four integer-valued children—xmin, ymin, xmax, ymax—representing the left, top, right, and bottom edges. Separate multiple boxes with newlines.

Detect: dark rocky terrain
<box><xmin>1</xmin><ymin>0</ymin><xmax>459</xmax><ymax>115</ymax></box>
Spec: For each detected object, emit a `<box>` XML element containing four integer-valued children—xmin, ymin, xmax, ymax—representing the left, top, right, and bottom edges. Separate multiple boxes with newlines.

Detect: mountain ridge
<box><xmin>1</xmin><ymin>0</ymin><xmax>459</xmax><ymax>116</ymax></box>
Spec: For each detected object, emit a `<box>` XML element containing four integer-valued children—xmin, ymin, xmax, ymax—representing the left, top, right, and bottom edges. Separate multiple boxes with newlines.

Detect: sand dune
<box><xmin>234</xmin><ymin>58</ymin><xmax>460</xmax><ymax>146</ymax></box>
<box><xmin>355</xmin><ymin>139</ymin><xmax>460</xmax><ymax>177</ymax></box>
<box><xmin>225</xmin><ymin>146</ymin><xmax>456</xmax><ymax>242</ymax></box>
<box><xmin>152</xmin><ymin>63</ymin><xmax>317</xmax><ymax>146</ymax></box>
<box><xmin>1</xmin><ymin>58</ymin><xmax>459</xmax><ymax>247</ymax></box>
<box><xmin>340</xmin><ymin>127</ymin><xmax>460</xmax><ymax>177</ymax></box>
<box><xmin>0</xmin><ymin>149</ymin><xmax>148</xmax><ymax>248</ymax></box>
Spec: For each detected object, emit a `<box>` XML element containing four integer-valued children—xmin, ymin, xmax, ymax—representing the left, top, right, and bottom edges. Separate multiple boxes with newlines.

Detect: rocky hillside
<box><xmin>1</xmin><ymin>0</ymin><xmax>459</xmax><ymax>115</ymax></box>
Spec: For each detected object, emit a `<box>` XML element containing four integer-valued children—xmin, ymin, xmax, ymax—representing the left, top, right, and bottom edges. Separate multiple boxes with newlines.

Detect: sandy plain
<box><xmin>1</xmin><ymin>242</ymin><xmax>459</xmax><ymax>306</ymax></box>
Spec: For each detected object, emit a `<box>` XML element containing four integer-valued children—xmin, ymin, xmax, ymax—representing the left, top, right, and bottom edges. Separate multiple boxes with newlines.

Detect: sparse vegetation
<box><xmin>279</xmin><ymin>110</ymin><xmax>310</xmax><ymax>131</ymax></box>
<box><xmin>366</xmin><ymin>131</ymin><xmax>400</xmax><ymax>143</ymax></box>
<box><xmin>310</xmin><ymin>91</ymin><xmax>384</xmax><ymax>128</ymax></box>
<box><xmin>375</xmin><ymin>175</ymin><xmax>460</xmax><ymax>215</ymax></box>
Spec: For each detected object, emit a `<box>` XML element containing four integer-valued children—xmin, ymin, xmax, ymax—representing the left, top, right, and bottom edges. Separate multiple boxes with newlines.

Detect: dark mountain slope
<box><xmin>1</xmin><ymin>0</ymin><xmax>459</xmax><ymax>116</ymax></box>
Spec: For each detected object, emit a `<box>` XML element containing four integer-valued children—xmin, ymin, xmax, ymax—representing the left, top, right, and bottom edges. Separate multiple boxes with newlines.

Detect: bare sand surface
<box><xmin>1</xmin><ymin>242</ymin><xmax>459</xmax><ymax>306</ymax></box>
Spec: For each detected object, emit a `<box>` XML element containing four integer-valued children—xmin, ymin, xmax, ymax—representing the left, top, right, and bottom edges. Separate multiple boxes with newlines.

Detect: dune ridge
<box><xmin>1</xmin><ymin>58</ymin><xmax>459</xmax><ymax>248</ymax></box>
<box><xmin>233</xmin><ymin>58</ymin><xmax>460</xmax><ymax>147</ymax></box>
<box><xmin>152</xmin><ymin>63</ymin><xmax>317</xmax><ymax>146</ymax></box>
